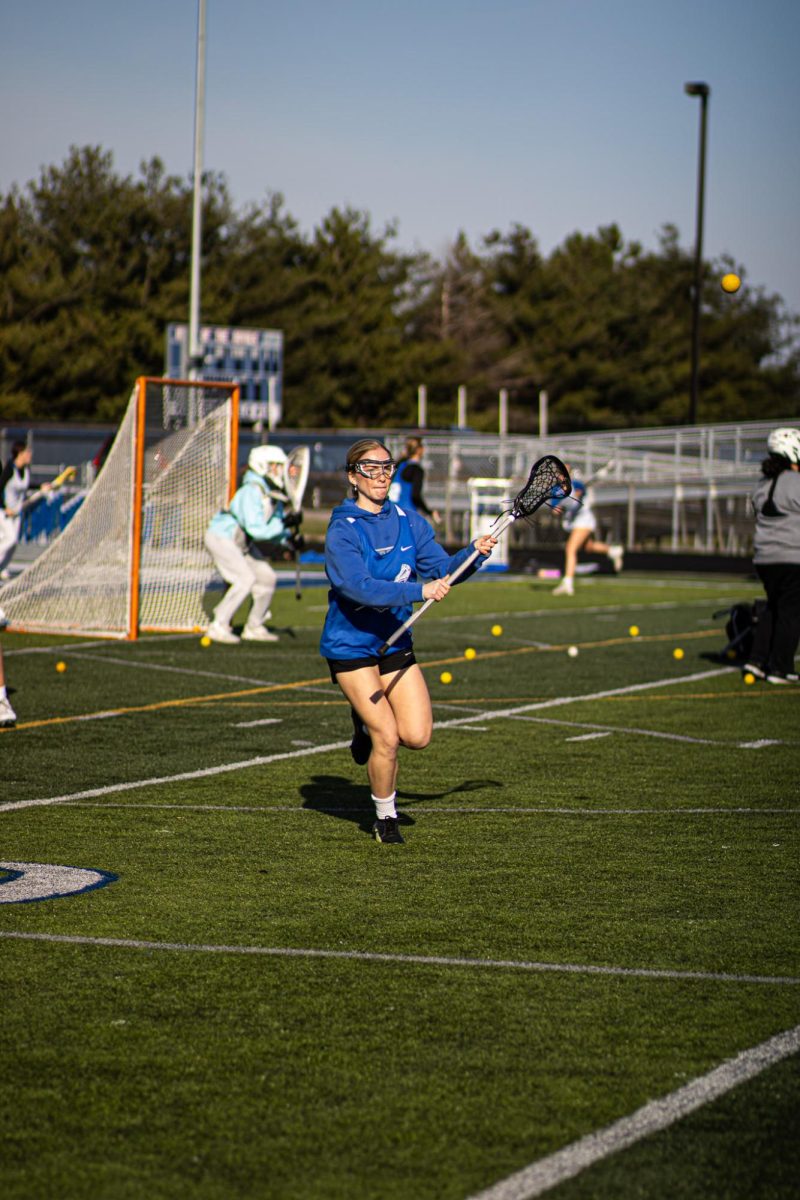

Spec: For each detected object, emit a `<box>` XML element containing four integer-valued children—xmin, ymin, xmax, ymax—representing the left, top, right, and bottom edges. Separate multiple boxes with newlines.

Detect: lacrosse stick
<box><xmin>16</xmin><ymin>465</ymin><xmax>77</xmax><ymax>514</ymax></box>
<box><xmin>285</xmin><ymin>445</ymin><xmax>311</xmax><ymax>599</ymax></box>
<box><xmin>379</xmin><ymin>455</ymin><xmax>571</xmax><ymax>654</ymax></box>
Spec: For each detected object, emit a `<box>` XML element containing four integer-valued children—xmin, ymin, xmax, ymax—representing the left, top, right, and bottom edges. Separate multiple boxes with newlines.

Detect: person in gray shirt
<box><xmin>744</xmin><ymin>427</ymin><xmax>800</xmax><ymax>684</ymax></box>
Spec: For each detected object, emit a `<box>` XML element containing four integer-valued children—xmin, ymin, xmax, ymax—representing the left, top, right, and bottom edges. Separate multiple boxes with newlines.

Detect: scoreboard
<box><xmin>166</xmin><ymin>323</ymin><xmax>284</xmax><ymax>426</ymax></box>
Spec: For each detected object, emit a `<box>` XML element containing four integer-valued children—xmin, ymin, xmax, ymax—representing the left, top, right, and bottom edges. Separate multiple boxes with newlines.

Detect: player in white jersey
<box><xmin>551</xmin><ymin>472</ymin><xmax>623</xmax><ymax>595</ymax></box>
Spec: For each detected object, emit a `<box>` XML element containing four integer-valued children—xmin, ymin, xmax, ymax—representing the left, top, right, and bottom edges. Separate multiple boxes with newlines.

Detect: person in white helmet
<box><xmin>743</xmin><ymin>427</ymin><xmax>800</xmax><ymax>684</ymax></box>
<box><xmin>203</xmin><ymin>445</ymin><xmax>293</xmax><ymax>644</ymax></box>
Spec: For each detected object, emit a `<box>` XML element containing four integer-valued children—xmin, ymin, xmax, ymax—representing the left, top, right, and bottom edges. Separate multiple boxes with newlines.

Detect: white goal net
<box><xmin>0</xmin><ymin>377</ymin><xmax>239</xmax><ymax>638</ymax></box>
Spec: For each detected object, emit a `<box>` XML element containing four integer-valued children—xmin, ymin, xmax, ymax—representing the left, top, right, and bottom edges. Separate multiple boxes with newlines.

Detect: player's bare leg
<box><xmin>553</xmin><ymin>528</ymin><xmax>591</xmax><ymax>595</ymax></box>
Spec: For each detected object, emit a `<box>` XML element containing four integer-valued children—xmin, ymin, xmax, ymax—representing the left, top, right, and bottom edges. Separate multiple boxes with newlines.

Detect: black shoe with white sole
<box><xmin>373</xmin><ymin>816</ymin><xmax>404</xmax><ymax>844</ymax></box>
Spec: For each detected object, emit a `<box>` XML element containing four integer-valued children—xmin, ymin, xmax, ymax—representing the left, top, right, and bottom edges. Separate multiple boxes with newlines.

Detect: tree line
<box><xmin>1</xmin><ymin>145</ymin><xmax>797</xmax><ymax>431</ymax></box>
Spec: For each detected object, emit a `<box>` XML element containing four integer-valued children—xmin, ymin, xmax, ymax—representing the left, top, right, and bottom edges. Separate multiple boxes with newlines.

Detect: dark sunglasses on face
<box><xmin>350</xmin><ymin>459</ymin><xmax>397</xmax><ymax>479</ymax></box>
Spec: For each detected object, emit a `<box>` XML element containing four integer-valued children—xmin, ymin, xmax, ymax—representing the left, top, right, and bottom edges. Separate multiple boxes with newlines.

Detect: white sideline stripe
<box><xmin>234</xmin><ymin>718</ymin><xmax>282</xmax><ymax>728</ymax></box>
<box><xmin>467</xmin><ymin>1023</ymin><xmax>800</xmax><ymax>1200</ymax></box>
<box><xmin>0</xmin><ymin>667</ymin><xmax>733</xmax><ymax>814</ymax></box>
<box><xmin>0</xmin><ymin>741</ymin><xmax>350</xmax><ymax>812</ymax></box>
<box><xmin>0</xmin><ymin>930</ymin><xmax>797</xmax><ymax>985</ymax></box>
<box><xmin>565</xmin><ymin>731</ymin><xmax>613</xmax><ymax>742</ymax></box>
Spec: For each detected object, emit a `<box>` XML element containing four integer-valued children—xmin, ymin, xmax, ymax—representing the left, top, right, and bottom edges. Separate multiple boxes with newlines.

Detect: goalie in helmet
<box><xmin>203</xmin><ymin>445</ymin><xmax>301</xmax><ymax>644</ymax></box>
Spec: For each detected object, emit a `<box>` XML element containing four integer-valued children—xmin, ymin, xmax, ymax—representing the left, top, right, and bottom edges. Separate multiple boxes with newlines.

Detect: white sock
<box><xmin>0</xmin><ymin>686</ymin><xmax>6</xmax><ymax>700</ymax></box>
<box><xmin>372</xmin><ymin>792</ymin><xmax>397</xmax><ymax>820</ymax></box>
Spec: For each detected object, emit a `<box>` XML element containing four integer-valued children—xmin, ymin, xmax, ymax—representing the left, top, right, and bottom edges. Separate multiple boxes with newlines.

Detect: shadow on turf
<box><xmin>300</xmin><ymin>775</ymin><xmax>503</xmax><ymax>838</ymax></box>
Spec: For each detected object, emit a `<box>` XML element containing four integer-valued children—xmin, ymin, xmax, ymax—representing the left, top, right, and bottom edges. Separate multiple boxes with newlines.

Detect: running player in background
<box><xmin>0</xmin><ymin>440</ymin><xmax>51</xmax><ymax>580</ymax></box>
<box><xmin>389</xmin><ymin>436</ymin><xmax>441</xmax><ymax>525</ymax></box>
<box><xmin>321</xmin><ymin>438</ymin><xmax>496</xmax><ymax>845</ymax></box>
<box><xmin>552</xmin><ymin>469</ymin><xmax>623</xmax><ymax>596</ymax></box>
<box><xmin>0</xmin><ymin>632</ymin><xmax>16</xmax><ymax>727</ymax></box>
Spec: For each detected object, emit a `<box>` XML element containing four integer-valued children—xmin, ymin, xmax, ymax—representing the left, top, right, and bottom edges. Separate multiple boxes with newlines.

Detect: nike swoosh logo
<box><xmin>401</xmin><ymin>545</ymin><xmax>412</xmax><ymax>551</ymax></box>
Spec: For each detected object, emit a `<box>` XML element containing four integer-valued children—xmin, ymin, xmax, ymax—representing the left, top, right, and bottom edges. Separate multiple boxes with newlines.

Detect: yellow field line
<box><xmin>6</xmin><ymin>676</ymin><xmax>332</xmax><ymax>732</ymax></box>
<box><xmin>2</xmin><ymin>627</ymin><xmax>734</xmax><ymax>733</ymax></box>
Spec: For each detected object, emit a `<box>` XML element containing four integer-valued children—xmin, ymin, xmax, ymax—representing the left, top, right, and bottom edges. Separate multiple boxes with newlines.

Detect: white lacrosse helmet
<box><xmin>248</xmin><ymin>445</ymin><xmax>288</xmax><ymax>481</ymax></box>
<box><xmin>767</xmin><ymin>427</ymin><xmax>800</xmax><ymax>465</ymax></box>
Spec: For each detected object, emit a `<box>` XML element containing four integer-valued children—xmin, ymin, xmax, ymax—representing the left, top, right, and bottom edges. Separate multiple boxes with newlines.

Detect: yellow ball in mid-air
<box><xmin>55</xmin><ymin>661</ymin><xmax>67</xmax><ymax>673</ymax></box>
<box><xmin>673</xmin><ymin>647</ymin><xmax>684</xmax><ymax>660</ymax></box>
<box><xmin>491</xmin><ymin>624</ymin><xmax>503</xmax><ymax>637</ymax></box>
<box><xmin>200</xmin><ymin>635</ymin><xmax>212</xmax><ymax>647</ymax></box>
<box><xmin>464</xmin><ymin>647</ymin><xmax>476</xmax><ymax>660</ymax></box>
<box><xmin>628</xmin><ymin>625</ymin><xmax>640</xmax><ymax>638</ymax></box>
<box><xmin>743</xmin><ymin>672</ymin><xmax>756</xmax><ymax>685</ymax></box>
<box><xmin>440</xmin><ymin>671</ymin><xmax>453</xmax><ymax>684</ymax></box>
<box><xmin>721</xmin><ymin>272</ymin><xmax>741</xmax><ymax>294</ymax></box>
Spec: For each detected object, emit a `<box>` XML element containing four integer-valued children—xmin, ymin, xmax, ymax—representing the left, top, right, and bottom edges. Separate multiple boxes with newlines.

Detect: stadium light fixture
<box><xmin>684</xmin><ymin>81</ymin><xmax>710</xmax><ymax>425</ymax></box>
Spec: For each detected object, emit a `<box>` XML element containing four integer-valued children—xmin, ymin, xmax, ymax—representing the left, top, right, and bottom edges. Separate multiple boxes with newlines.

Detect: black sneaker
<box><xmin>765</xmin><ymin>671</ymin><xmax>799</xmax><ymax>684</ymax></box>
<box><xmin>742</xmin><ymin>662</ymin><xmax>766</xmax><ymax>680</ymax></box>
<box><xmin>350</xmin><ymin>707</ymin><xmax>372</xmax><ymax>765</ymax></box>
<box><xmin>373</xmin><ymin>816</ymin><xmax>404</xmax><ymax>844</ymax></box>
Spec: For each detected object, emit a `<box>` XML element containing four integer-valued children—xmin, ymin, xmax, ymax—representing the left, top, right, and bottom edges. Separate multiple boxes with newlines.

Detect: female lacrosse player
<box><xmin>744</xmin><ymin>427</ymin><xmax>800</xmax><ymax>684</ymax></box>
<box><xmin>321</xmin><ymin>438</ymin><xmax>497</xmax><ymax>844</ymax></box>
<box><xmin>0</xmin><ymin>638</ymin><xmax>15</xmax><ymax>727</ymax></box>
<box><xmin>551</xmin><ymin>469</ymin><xmax>623</xmax><ymax>595</ymax></box>
<box><xmin>388</xmin><ymin>436</ymin><xmax>440</xmax><ymax>525</ymax></box>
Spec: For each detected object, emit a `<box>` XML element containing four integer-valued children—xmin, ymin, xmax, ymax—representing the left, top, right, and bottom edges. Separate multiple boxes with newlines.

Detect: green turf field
<box><xmin>2</xmin><ymin>573</ymin><xmax>798</xmax><ymax>1199</ymax></box>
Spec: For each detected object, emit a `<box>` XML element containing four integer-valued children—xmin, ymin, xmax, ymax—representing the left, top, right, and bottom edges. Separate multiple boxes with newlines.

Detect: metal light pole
<box><xmin>188</xmin><ymin>0</ymin><xmax>207</xmax><ymax>381</ymax></box>
<box><xmin>684</xmin><ymin>81</ymin><xmax>710</xmax><ymax>425</ymax></box>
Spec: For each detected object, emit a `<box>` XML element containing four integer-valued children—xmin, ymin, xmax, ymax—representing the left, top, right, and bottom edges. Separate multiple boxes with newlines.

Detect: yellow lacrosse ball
<box><xmin>721</xmin><ymin>273</ymin><xmax>741</xmax><ymax>293</ymax></box>
<box><xmin>628</xmin><ymin>625</ymin><xmax>640</xmax><ymax>637</ymax></box>
<box><xmin>464</xmin><ymin>647</ymin><xmax>476</xmax><ymax>660</ymax></box>
<box><xmin>491</xmin><ymin>624</ymin><xmax>503</xmax><ymax>636</ymax></box>
<box><xmin>743</xmin><ymin>672</ymin><xmax>755</xmax><ymax>685</ymax></box>
<box><xmin>200</xmin><ymin>635</ymin><xmax>211</xmax><ymax>647</ymax></box>
<box><xmin>673</xmin><ymin>647</ymin><xmax>684</xmax><ymax>660</ymax></box>
<box><xmin>440</xmin><ymin>671</ymin><xmax>453</xmax><ymax>684</ymax></box>
<box><xmin>55</xmin><ymin>661</ymin><xmax>67</xmax><ymax>673</ymax></box>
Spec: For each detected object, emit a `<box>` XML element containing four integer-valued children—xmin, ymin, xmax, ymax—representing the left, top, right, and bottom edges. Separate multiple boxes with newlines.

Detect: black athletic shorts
<box><xmin>327</xmin><ymin>647</ymin><xmax>416</xmax><ymax>683</ymax></box>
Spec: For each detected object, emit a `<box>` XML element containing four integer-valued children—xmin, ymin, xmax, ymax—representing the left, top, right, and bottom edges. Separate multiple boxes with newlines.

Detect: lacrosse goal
<box><xmin>0</xmin><ymin>377</ymin><xmax>239</xmax><ymax>638</ymax></box>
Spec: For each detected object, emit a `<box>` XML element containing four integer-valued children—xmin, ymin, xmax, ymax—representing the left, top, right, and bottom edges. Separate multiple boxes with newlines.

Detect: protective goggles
<box><xmin>350</xmin><ymin>459</ymin><xmax>397</xmax><ymax>479</ymax></box>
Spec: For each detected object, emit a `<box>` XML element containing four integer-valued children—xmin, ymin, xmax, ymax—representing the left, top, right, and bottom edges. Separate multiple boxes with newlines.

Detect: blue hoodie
<box><xmin>320</xmin><ymin>498</ymin><xmax>486</xmax><ymax>660</ymax></box>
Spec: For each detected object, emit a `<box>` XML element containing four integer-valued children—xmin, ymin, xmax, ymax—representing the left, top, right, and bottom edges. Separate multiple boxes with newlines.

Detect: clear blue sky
<box><xmin>2</xmin><ymin>0</ymin><xmax>799</xmax><ymax>323</ymax></box>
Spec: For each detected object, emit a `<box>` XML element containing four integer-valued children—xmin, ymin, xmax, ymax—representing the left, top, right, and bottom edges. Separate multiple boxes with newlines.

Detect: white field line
<box><xmin>65</xmin><ymin>803</ymin><xmax>800</xmax><ymax>815</ymax></box>
<box><xmin>0</xmin><ymin>666</ymin><xmax>750</xmax><ymax>815</ymax></box>
<box><xmin>565</xmin><ymin>731</ymin><xmax>613</xmax><ymax>742</ymax></box>
<box><xmin>507</xmin><ymin>712</ymin><xmax>797</xmax><ymax>749</ymax></box>
<box><xmin>66</xmin><ymin>652</ymin><xmax>283</xmax><ymax>688</ymax></box>
<box><xmin>0</xmin><ymin>930</ymin><xmax>797</xmax><ymax>986</ymax></box>
<box><xmin>466</xmin><ymin>1023</ymin><xmax>800</xmax><ymax>1200</ymax></box>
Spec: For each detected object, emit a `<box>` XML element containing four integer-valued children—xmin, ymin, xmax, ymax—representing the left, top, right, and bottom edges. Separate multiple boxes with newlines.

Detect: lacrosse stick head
<box><xmin>513</xmin><ymin>455</ymin><xmax>571</xmax><ymax>520</ymax></box>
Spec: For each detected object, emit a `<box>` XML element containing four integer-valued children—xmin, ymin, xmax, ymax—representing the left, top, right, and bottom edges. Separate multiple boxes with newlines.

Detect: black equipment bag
<box><xmin>716</xmin><ymin>599</ymin><xmax>768</xmax><ymax>660</ymax></box>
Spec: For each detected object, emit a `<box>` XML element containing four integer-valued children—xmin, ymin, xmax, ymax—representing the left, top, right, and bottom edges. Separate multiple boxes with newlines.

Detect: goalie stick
<box><xmin>379</xmin><ymin>454</ymin><xmax>571</xmax><ymax>654</ymax></box>
<box><xmin>285</xmin><ymin>445</ymin><xmax>311</xmax><ymax>599</ymax></box>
